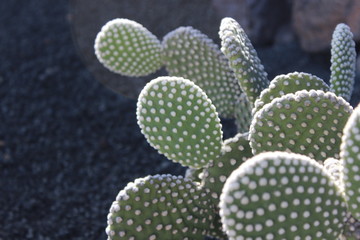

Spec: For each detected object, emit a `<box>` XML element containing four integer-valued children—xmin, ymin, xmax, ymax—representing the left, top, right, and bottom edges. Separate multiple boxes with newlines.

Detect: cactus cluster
<box><xmin>95</xmin><ymin>17</ymin><xmax>360</xmax><ymax>239</ymax></box>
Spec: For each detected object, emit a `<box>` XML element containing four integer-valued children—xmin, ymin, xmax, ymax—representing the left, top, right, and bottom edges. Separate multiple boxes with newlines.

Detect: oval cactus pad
<box><xmin>162</xmin><ymin>26</ymin><xmax>242</xmax><ymax>118</ymax></box>
<box><xmin>341</xmin><ymin>104</ymin><xmax>360</xmax><ymax>219</ymax></box>
<box><xmin>253</xmin><ymin>72</ymin><xmax>329</xmax><ymax>114</ymax></box>
<box><xmin>95</xmin><ymin>18</ymin><xmax>163</xmax><ymax>76</ymax></box>
<box><xmin>219</xmin><ymin>17</ymin><xmax>269</xmax><ymax>104</ymax></box>
<box><xmin>220</xmin><ymin>152</ymin><xmax>347</xmax><ymax>240</ymax></box>
<box><xmin>106</xmin><ymin>174</ymin><xmax>214</xmax><ymax>239</ymax></box>
<box><xmin>330</xmin><ymin>23</ymin><xmax>356</xmax><ymax>102</ymax></box>
<box><xmin>137</xmin><ymin>76</ymin><xmax>223</xmax><ymax>168</ymax></box>
<box><xmin>249</xmin><ymin>90</ymin><xmax>353</xmax><ymax>161</ymax></box>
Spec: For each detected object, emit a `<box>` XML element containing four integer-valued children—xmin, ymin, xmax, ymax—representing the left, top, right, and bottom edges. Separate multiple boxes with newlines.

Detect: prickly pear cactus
<box><xmin>253</xmin><ymin>72</ymin><xmax>330</xmax><ymax>114</ymax></box>
<box><xmin>136</xmin><ymin>76</ymin><xmax>223</xmax><ymax>168</ymax></box>
<box><xmin>330</xmin><ymin>23</ymin><xmax>356</xmax><ymax>102</ymax></box>
<box><xmin>95</xmin><ymin>18</ymin><xmax>163</xmax><ymax>76</ymax></box>
<box><xmin>341</xmin><ymin>103</ymin><xmax>360</xmax><ymax>219</ymax></box>
<box><xmin>106</xmin><ymin>174</ymin><xmax>214</xmax><ymax>239</ymax></box>
<box><xmin>219</xmin><ymin>17</ymin><xmax>269</xmax><ymax>105</ymax></box>
<box><xmin>162</xmin><ymin>26</ymin><xmax>242</xmax><ymax>118</ymax></box>
<box><xmin>202</xmin><ymin>133</ymin><xmax>252</xmax><ymax>203</ymax></box>
<box><xmin>220</xmin><ymin>152</ymin><xmax>347</xmax><ymax>240</ymax></box>
<box><xmin>249</xmin><ymin>90</ymin><xmax>353</xmax><ymax>161</ymax></box>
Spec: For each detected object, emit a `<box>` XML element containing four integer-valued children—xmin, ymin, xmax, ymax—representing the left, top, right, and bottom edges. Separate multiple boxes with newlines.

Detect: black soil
<box><xmin>0</xmin><ymin>1</ymin><xmax>359</xmax><ymax>240</ymax></box>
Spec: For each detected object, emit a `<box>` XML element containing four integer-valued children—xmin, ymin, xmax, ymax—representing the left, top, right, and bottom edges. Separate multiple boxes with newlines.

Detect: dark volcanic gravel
<box><xmin>0</xmin><ymin>1</ymin><xmax>359</xmax><ymax>240</ymax></box>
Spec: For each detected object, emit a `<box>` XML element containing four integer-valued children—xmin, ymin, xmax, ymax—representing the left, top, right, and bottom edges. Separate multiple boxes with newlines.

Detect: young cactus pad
<box><xmin>202</xmin><ymin>133</ymin><xmax>253</xmax><ymax>202</ymax></box>
<box><xmin>220</xmin><ymin>151</ymin><xmax>347</xmax><ymax>240</ymax></box>
<box><xmin>162</xmin><ymin>26</ymin><xmax>242</xmax><ymax>118</ymax></box>
<box><xmin>340</xmin><ymin>103</ymin><xmax>360</xmax><ymax>219</ymax></box>
<box><xmin>219</xmin><ymin>17</ymin><xmax>269</xmax><ymax>105</ymax></box>
<box><xmin>253</xmin><ymin>72</ymin><xmax>330</xmax><ymax>115</ymax></box>
<box><xmin>136</xmin><ymin>76</ymin><xmax>223</xmax><ymax>169</ymax></box>
<box><xmin>330</xmin><ymin>23</ymin><xmax>356</xmax><ymax>102</ymax></box>
<box><xmin>94</xmin><ymin>18</ymin><xmax>163</xmax><ymax>76</ymax></box>
<box><xmin>105</xmin><ymin>174</ymin><xmax>214</xmax><ymax>240</ymax></box>
<box><xmin>249</xmin><ymin>90</ymin><xmax>353</xmax><ymax>161</ymax></box>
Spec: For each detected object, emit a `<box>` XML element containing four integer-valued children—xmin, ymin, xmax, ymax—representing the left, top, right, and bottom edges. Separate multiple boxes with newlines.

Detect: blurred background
<box><xmin>0</xmin><ymin>0</ymin><xmax>359</xmax><ymax>239</ymax></box>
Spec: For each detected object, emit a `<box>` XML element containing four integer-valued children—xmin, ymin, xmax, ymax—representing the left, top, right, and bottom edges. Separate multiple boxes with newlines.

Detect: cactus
<box><xmin>95</xmin><ymin>16</ymin><xmax>360</xmax><ymax>239</ymax></box>
<box><xmin>249</xmin><ymin>90</ymin><xmax>353</xmax><ymax>161</ymax></box>
<box><xmin>219</xmin><ymin>17</ymin><xmax>269</xmax><ymax>105</ymax></box>
<box><xmin>330</xmin><ymin>23</ymin><xmax>357</xmax><ymax>102</ymax></box>
<box><xmin>220</xmin><ymin>152</ymin><xmax>347</xmax><ymax>239</ymax></box>
<box><xmin>94</xmin><ymin>18</ymin><xmax>163</xmax><ymax>76</ymax></box>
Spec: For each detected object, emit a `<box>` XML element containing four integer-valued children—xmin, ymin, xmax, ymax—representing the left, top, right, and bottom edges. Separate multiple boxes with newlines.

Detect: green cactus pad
<box><xmin>162</xmin><ymin>26</ymin><xmax>242</xmax><ymax>118</ymax></box>
<box><xmin>202</xmin><ymin>133</ymin><xmax>253</xmax><ymax>203</ymax></box>
<box><xmin>253</xmin><ymin>72</ymin><xmax>330</xmax><ymax>114</ymax></box>
<box><xmin>234</xmin><ymin>93</ymin><xmax>253</xmax><ymax>133</ymax></box>
<box><xmin>340</xmin><ymin>104</ymin><xmax>360</xmax><ymax>219</ymax></box>
<box><xmin>137</xmin><ymin>76</ymin><xmax>223</xmax><ymax>168</ymax></box>
<box><xmin>106</xmin><ymin>174</ymin><xmax>214</xmax><ymax>240</ymax></box>
<box><xmin>219</xmin><ymin>17</ymin><xmax>269</xmax><ymax>104</ymax></box>
<box><xmin>220</xmin><ymin>151</ymin><xmax>347</xmax><ymax>240</ymax></box>
<box><xmin>95</xmin><ymin>18</ymin><xmax>163</xmax><ymax>76</ymax></box>
<box><xmin>249</xmin><ymin>90</ymin><xmax>353</xmax><ymax>161</ymax></box>
<box><xmin>330</xmin><ymin>23</ymin><xmax>356</xmax><ymax>102</ymax></box>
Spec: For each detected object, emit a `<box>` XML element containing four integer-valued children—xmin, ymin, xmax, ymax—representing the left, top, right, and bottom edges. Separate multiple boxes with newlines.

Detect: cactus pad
<box><xmin>220</xmin><ymin>152</ymin><xmax>347</xmax><ymax>240</ymax></box>
<box><xmin>340</xmin><ymin>104</ymin><xmax>360</xmax><ymax>219</ymax></box>
<box><xmin>95</xmin><ymin>18</ymin><xmax>163</xmax><ymax>76</ymax></box>
<box><xmin>219</xmin><ymin>17</ymin><xmax>269</xmax><ymax>104</ymax></box>
<box><xmin>106</xmin><ymin>174</ymin><xmax>214</xmax><ymax>239</ymax></box>
<box><xmin>253</xmin><ymin>72</ymin><xmax>330</xmax><ymax>114</ymax></box>
<box><xmin>330</xmin><ymin>23</ymin><xmax>356</xmax><ymax>102</ymax></box>
<box><xmin>202</xmin><ymin>133</ymin><xmax>253</xmax><ymax>202</ymax></box>
<box><xmin>137</xmin><ymin>76</ymin><xmax>223</xmax><ymax>168</ymax></box>
<box><xmin>249</xmin><ymin>90</ymin><xmax>353</xmax><ymax>161</ymax></box>
<box><xmin>162</xmin><ymin>26</ymin><xmax>242</xmax><ymax>118</ymax></box>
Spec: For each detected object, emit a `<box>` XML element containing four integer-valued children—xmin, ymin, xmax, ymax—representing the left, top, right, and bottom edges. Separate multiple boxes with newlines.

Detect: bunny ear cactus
<box><xmin>106</xmin><ymin>174</ymin><xmax>215</xmax><ymax>239</ymax></box>
<box><xmin>136</xmin><ymin>76</ymin><xmax>223</xmax><ymax>169</ymax></box>
<box><xmin>219</xmin><ymin>17</ymin><xmax>269</xmax><ymax>105</ymax></box>
<box><xmin>253</xmin><ymin>72</ymin><xmax>330</xmax><ymax>115</ymax></box>
<box><xmin>162</xmin><ymin>27</ymin><xmax>243</xmax><ymax>118</ymax></box>
<box><xmin>249</xmin><ymin>90</ymin><xmax>353</xmax><ymax>161</ymax></box>
<box><xmin>220</xmin><ymin>151</ymin><xmax>347</xmax><ymax>240</ymax></box>
<box><xmin>340</xmin><ymin>103</ymin><xmax>360</xmax><ymax>219</ymax></box>
<box><xmin>94</xmin><ymin>18</ymin><xmax>163</xmax><ymax>76</ymax></box>
<box><xmin>330</xmin><ymin>23</ymin><xmax>356</xmax><ymax>102</ymax></box>
<box><xmin>202</xmin><ymin>133</ymin><xmax>253</xmax><ymax>203</ymax></box>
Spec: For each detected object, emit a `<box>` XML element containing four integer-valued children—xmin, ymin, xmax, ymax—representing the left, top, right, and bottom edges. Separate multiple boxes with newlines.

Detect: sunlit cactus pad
<box><xmin>253</xmin><ymin>72</ymin><xmax>330</xmax><ymax>114</ymax></box>
<box><xmin>220</xmin><ymin>152</ymin><xmax>347</xmax><ymax>240</ymax></box>
<box><xmin>137</xmin><ymin>76</ymin><xmax>223</xmax><ymax>168</ymax></box>
<box><xmin>106</xmin><ymin>174</ymin><xmax>214</xmax><ymax>240</ymax></box>
<box><xmin>162</xmin><ymin>26</ymin><xmax>242</xmax><ymax>118</ymax></box>
<box><xmin>341</xmin><ymin>104</ymin><xmax>360</xmax><ymax>219</ymax></box>
<box><xmin>202</xmin><ymin>133</ymin><xmax>252</xmax><ymax>202</ymax></box>
<box><xmin>330</xmin><ymin>23</ymin><xmax>356</xmax><ymax>102</ymax></box>
<box><xmin>219</xmin><ymin>17</ymin><xmax>269</xmax><ymax>104</ymax></box>
<box><xmin>95</xmin><ymin>18</ymin><xmax>163</xmax><ymax>76</ymax></box>
<box><xmin>250</xmin><ymin>90</ymin><xmax>353</xmax><ymax>161</ymax></box>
